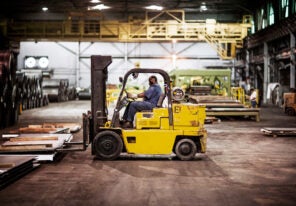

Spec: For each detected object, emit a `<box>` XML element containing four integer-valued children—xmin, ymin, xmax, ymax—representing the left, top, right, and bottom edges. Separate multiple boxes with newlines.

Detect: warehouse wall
<box><xmin>18</xmin><ymin>41</ymin><xmax>233</xmax><ymax>88</ymax></box>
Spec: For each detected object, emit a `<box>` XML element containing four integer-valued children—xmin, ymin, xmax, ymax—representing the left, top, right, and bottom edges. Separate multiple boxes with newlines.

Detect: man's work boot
<box><xmin>122</xmin><ymin>121</ymin><xmax>133</xmax><ymax>129</ymax></box>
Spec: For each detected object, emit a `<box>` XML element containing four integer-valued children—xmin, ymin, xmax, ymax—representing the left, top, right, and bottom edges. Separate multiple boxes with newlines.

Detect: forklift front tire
<box><xmin>175</xmin><ymin>139</ymin><xmax>197</xmax><ymax>161</ymax></box>
<box><xmin>93</xmin><ymin>131</ymin><xmax>123</xmax><ymax>160</ymax></box>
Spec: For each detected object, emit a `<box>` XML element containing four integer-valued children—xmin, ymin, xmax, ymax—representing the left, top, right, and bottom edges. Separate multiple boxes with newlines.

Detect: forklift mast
<box><xmin>90</xmin><ymin>55</ymin><xmax>112</xmax><ymax>138</ymax></box>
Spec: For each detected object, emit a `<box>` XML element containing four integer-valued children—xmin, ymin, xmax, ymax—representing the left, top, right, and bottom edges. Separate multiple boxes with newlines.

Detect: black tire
<box><xmin>175</xmin><ymin>139</ymin><xmax>197</xmax><ymax>161</ymax></box>
<box><xmin>93</xmin><ymin>131</ymin><xmax>123</xmax><ymax>160</ymax></box>
<box><xmin>286</xmin><ymin>108</ymin><xmax>295</xmax><ymax>116</ymax></box>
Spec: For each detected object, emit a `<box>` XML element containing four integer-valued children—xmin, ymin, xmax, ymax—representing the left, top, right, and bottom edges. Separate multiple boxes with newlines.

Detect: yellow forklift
<box><xmin>79</xmin><ymin>55</ymin><xmax>207</xmax><ymax>160</ymax></box>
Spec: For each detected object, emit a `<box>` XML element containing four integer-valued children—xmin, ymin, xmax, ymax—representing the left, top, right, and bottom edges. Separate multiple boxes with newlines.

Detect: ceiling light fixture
<box><xmin>89</xmin><ymin>4</ymin><xmax>110</xmax><ymax>10</ymax></box>
<box><xmin>42</xmin><ymin>7</ymin><xmax>48</xmax><ymax>12</ymax></box>
<box><xmin>24</xmin><ymin>57</ymin><xmax>37</xmax><ymax>68</ymax></box>
<box><xmin>145</xmin><ymin>5</ymin><xmax>163</xmax><ymax>11</ymax></box>
<box><xmin>200</xmin><ymin>2</ymin><xmax>207</xmax><ymax>11</ymax></box>
<box><xmin>38</xmin><ymin>57</ymin><xmax>49</xmax><ymax>69</ymax></box>
<box><xmin>90</xmin><ymin>0</ymin><xmax>100</xmax><ymax>3</ymax></box>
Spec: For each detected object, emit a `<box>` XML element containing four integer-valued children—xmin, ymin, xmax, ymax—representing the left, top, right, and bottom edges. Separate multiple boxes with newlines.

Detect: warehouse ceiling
<box><xmin>1</xmin><ymin>0</ymin><xmax>255</xmax><ymax>19</ymax></box>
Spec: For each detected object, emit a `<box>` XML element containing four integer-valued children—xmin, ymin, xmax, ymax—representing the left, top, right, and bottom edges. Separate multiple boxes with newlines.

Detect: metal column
<box><xmin>291</xmin><ymin>32</ymin><xmax>295</xmax><ymax>89</ymax></box>
<box><xmin>76</xmin><ymin>42</ymin><xmax>81</xmax><ymax>88</ymax></box>
<box><xmin>263</xmin><ymin>42</ymin><xmax>269</xmax><ymax>104</ymax></box>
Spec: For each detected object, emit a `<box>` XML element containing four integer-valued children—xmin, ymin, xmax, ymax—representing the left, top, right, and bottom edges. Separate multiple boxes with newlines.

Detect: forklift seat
<box><xmin>156</xmin><ymin>93</ymin><xmax>165</xmax><ymax>107</ymax></box>
<box><xmin>135</xmin><ymin>93</ymin><xmax>165</xmax><ymax>115</ymax></box>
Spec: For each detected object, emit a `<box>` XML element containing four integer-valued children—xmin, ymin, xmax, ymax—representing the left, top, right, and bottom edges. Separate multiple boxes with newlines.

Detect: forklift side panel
<box><xmin>121</xmin><ymin>130</ymin><xmax>182</xmax><ymax>154</ymax></box>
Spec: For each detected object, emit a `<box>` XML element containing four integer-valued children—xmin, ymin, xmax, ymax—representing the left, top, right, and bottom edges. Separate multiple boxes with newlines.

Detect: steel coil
<box><xmin>0</xmin><ymin>50</ymin><xmax>15</xmax><ymax>129</ymax></box>
<box><xmin>42</xmin><ymin>79</ymin><xmax>70</xmax><ymax>102</ymax></box>
<box><xmin>0</xmin><ymin>51</ymin><xmax>49</xmax><ymax>129</ymax></box>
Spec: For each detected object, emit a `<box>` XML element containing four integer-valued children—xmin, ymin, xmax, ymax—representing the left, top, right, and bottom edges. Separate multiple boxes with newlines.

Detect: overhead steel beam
<box><xmin>5</xmin><ymin>10</ymin><xmax>251</xmax><ymax>60</ymax></box>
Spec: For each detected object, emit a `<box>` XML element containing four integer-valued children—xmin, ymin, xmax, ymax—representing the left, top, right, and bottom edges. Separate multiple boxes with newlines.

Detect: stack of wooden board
<box><xmin>189</xmin><ymin>95</ymin><xmax>234</xmax><ymax>102</ymax></box>
<box><xmin>206</xmin><ymin>108</ymin><xmax>260</xmax><ymax>122</ymax></box>
<box><xmin>41</xmin><ymin>123</ymin><xmax>81</xmax><ymax>133</ymax></box>
<box><xmin>0</xmin><ymin>134</ymin><xmax>73</xmax><ymax>161</ymax></box>
<box><xmin>8</xmin><ymin>123</ymin><xmax>81</xmax><ymax>134</ymax></box>
<box><xmin>188</xmin><ymin>95</ymin><xmax>260</xmax><ymax>121</ymax></box>
<box><xmin>0</xmin><ymin>155</ymin><xmax>38</xmax><ymax>189</ymax></box>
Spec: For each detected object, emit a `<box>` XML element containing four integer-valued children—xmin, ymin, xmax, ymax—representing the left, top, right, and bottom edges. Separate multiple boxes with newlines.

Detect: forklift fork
<box><xmin>56</xmin><ymin>113</ymin><xmax>89</xmax><ymax>152</ymax></box>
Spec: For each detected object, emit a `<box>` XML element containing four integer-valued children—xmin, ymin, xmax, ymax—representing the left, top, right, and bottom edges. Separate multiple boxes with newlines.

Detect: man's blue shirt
<box><xmin>144</xmin><ymin>84</ymin><xmax>162</xmax><ymax>106</ymax></box>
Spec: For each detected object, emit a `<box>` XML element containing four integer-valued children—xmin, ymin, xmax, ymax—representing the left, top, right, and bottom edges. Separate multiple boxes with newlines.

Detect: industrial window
<box><xmin>281</xmin><ymin>0</ymin><xmax>289</xmax><ymax>18</ymax></box>
<box><xmin>260</xmin><ymin>8</ymin><xmax>267</xmax><ymax>29</ymax></box>
<box><xmin>268</xmin><ymin>3</ymin><xmax>274</xmax><ymax>26</ymax></box>
<box><xmin>251</xmin><ymin>19</ymin><xmax>255</xmax><ymax>34</ymax></box>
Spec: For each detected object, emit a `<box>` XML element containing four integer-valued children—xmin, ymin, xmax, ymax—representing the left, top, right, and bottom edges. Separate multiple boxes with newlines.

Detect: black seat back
<box><xmin>156</xmin><ymin>93</ymin><xmax>165</xmax><ymax>107</ymax></box>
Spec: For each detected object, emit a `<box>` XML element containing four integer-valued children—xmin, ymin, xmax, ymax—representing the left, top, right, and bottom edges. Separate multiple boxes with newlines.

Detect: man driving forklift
<box><xmin>122</xmin><ymin>75</ymin><xmax>162</xmax><ymax>128</ymax></box>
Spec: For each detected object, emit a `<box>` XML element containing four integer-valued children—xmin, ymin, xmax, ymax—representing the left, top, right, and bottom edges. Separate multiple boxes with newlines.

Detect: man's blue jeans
<box><xmin>123</xmin><ymin>101</ymin><xmax>154</xmax><ymax>122</ymax></box>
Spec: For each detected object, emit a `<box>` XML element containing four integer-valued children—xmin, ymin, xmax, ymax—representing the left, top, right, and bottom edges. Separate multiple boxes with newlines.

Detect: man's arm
<box><xmin>137</xmin><ymin>92</ymin><xmax>145</xmax><ymax>98</ymax></box>
<box><xmin>127</xmin><ymin>91</ymin><xmax>144</xmax><ymax>99</ymax></box>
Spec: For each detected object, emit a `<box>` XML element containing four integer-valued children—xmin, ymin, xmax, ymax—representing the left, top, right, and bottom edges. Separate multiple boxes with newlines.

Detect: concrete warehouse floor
<box><xmin>0</xmin><ymin>100</ymin><xmax>296</xmax><ymax>206</ymax></box>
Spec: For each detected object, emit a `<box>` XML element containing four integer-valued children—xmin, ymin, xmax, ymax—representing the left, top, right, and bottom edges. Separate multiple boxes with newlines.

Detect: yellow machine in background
<box><xmin>231</xmin><ymin>87</ymin><xmax>261</xmax><ymax>108</ymax></box>
<box><xmin>169</xmin><ymin>69</ymin><xmax>231</xmax><ymax>96</ymax></box>
<box><xmin>106</xmin><ymin>89</ymin><xmax>120</xmax><ymax>106</ymax></box>
<box><xmin>231</xmin><ymin>87</ymin><xmax>245</xmax><ymax>105</ymax></box>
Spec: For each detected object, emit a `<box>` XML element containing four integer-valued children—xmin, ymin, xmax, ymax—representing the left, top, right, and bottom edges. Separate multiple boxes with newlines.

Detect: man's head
<box><xmin>149</xmin><ymin>75</ymin><xmax>157</xmax><ymax>85</ymax></box>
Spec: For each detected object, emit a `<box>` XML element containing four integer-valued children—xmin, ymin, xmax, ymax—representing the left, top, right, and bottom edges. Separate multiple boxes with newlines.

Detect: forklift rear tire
<box><xmin>175</xmin><ymin>139</ymin><xmax>197</xmax><ymax>161</ymax></box>
<box><xmin>93</xmin><ymin>131</ymin><xmax>123</xmax><ymax>160</ymax></box>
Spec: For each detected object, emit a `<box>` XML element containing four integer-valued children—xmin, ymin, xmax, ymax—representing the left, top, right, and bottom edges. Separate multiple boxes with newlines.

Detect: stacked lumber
<box><xmin>0</xmin><ymin>134</ymin><xmax>73</xmax><ymax>153</ymax></box>
<box><xmin>188</xmin><ymin>94</ymin><xmax>260</xmax><ymax>121</ymax></box>
<box><xmin>0</xmin><ymin>136</ymin><xmax>59</xmax><ymax>151</ymax></box>
<box><xmin>189</xmin><ymin>95</ymin><xmax>242</xmax><ymax>105</ymax></box>
<box><xmin>189</xmin><ymin>95</ymin><xmax>233</xmax><ymax>102</ymax></box>
<box><xmin>9</xmin><ymin>123</ymin><xmax>81</xmax><ymax>134</ymax></box>
<box><xmin>43</xmin><ymin>123</ymin><xmax>81</xmax><ymax>133</ymax></box>
<box><xmin>189</xmin><ymin>95</ymin><xmax>246</xmax><ymax>109</ymax></box>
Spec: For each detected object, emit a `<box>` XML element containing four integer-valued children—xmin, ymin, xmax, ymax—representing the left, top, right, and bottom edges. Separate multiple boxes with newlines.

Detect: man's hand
<box><xmin>127</xmin><ymin>92</ymin><xmax>137</xmax><ymax>99</ymax></box>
